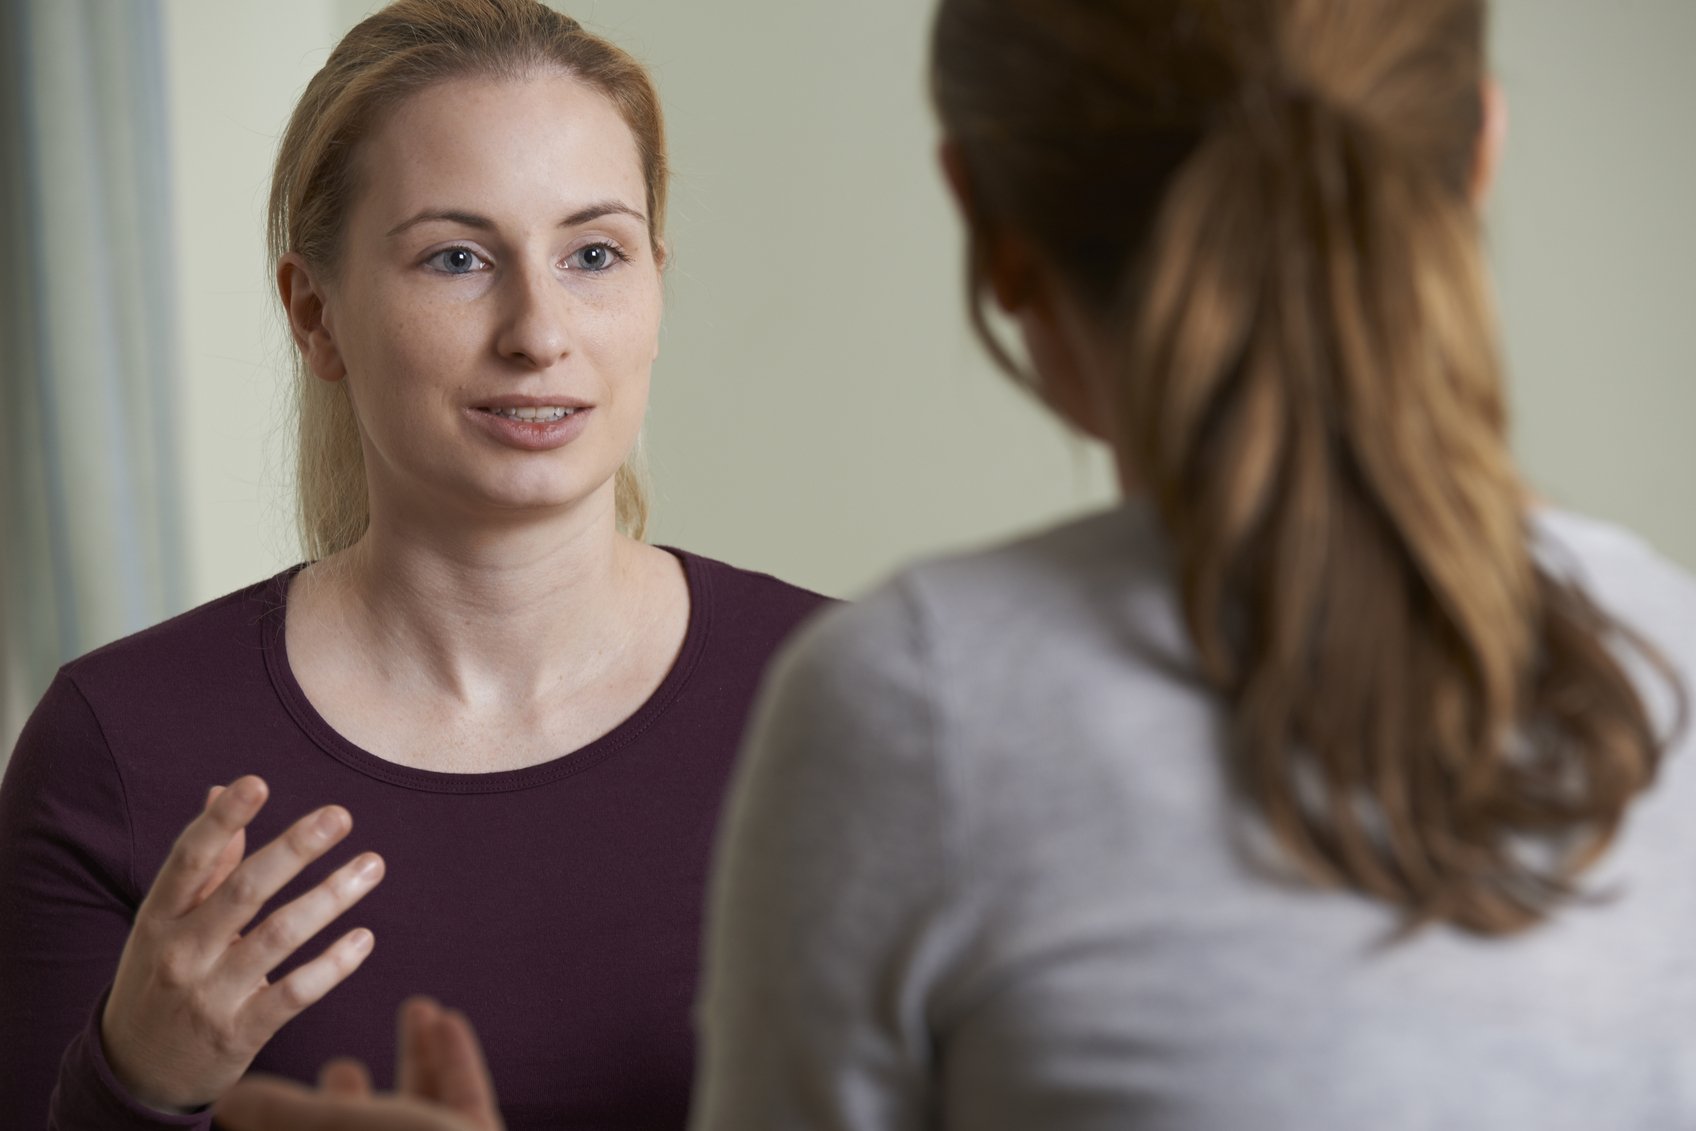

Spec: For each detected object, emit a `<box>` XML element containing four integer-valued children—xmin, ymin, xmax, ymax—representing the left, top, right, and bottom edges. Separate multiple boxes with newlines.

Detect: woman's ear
<box><xmin>939</xmin><ymin>139</ymin><xmax>1037</xmax><ymax>314</ymax></box>
<box><xmin>277</xmin><ymin>254</ymin><xmax>347</xmax><ymax>383</ymax></box>
<box><xmin>940</xmin><ymin>140</ymin><xmax>1113</xmax><ymax>444</ymax></box>
<box><xmin>1472</xmin><ymin>77</ymin><xmax>1508</xmax><ymax>206</ymax></box>
<box><xmin>938</xmin><ymin>139</ymin><xmax>976</xmax><ymax>225</ymax></box>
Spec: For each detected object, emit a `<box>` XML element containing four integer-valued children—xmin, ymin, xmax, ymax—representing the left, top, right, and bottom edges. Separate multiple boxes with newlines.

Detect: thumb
<box><xmin>430</xmin><ymin>1009</ymin><xmax>503</xmax><ymax>1130</ymax></box>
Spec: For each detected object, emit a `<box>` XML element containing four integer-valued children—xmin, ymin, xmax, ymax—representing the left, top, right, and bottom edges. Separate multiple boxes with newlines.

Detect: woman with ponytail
<box><xmin>213</xmin><ymin>1</ymin><xmax>1696</xmax><ymax>1129</ymax></box>
<box><xmin>697</xmin><ymin>0</ymin><xmax>1692</xmax><ymax>1124</ymax></box>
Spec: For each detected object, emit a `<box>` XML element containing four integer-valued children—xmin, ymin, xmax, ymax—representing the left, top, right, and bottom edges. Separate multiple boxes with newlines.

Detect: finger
<box><xmin>432</xmin><ymin>1009</ymin><xmax>502</xmax><ymax>1127</ymax></box>
<box><xmin>194</xmin><ymin>826</ymin><xmax>245</xmax><ymax>906</ymax></box>
<box><xmin>194</xmin><ymin>802</ymin><xmax>356</xmax><ymax>939</ymax></box>
<box><xmin>318</xmin><ymin>1057</ymin><xmax>374</xmax><ymax>1098</ymax></box>
<box><xmin>216</xmin><ymin>851</ymin><xmax>384</xmax><ymax>989</ymax></box>
<box><xmin>240</xmin><ymin>927</ymin><xmax>376</xmax><ymax>1043</ymax></box>
<box><xmin>217</xmin><ymin>1077</ymin><xmax>470</xmax><ymax>1131</ymax></box>
<box><xmin>144</xmin><ymin>776</ymin><xmax>269</xmax><ymax>919</ymax></box>
<box><xmin>194</xmin><ymin>789</ymin><xmax>246</xmax><ymax>906</ymax></box>
<box><xmin>397</xmin><ymin>996</ymin><xmax>444</xmax><ymax>1098</ymax></box>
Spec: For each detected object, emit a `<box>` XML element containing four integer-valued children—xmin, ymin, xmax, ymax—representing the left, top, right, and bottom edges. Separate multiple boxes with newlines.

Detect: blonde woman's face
<box><xmin>320</xmin><ymin>73</ymin><xmax>661</xmax><ymax>528</ymax></box>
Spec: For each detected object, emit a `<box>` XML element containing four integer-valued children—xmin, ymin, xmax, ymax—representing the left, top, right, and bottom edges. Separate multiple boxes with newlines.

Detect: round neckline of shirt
<box><xmin>259</xmin><ymin>547</ymin><xmax>714</xmax><ymax>794</ymax></box>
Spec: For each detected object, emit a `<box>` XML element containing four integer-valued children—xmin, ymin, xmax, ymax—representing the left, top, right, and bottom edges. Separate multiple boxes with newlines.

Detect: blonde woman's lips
<box><xmin>467</xmin><ymin>403</ymin><xmax>593</xmax><ymax>451</ymax></box>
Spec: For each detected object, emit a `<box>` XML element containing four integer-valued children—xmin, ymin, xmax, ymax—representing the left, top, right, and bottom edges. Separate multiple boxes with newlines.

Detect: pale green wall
<box><xmin>1490</xmin><ymin>0</ymin><xmax>1696</xmax><ymax>570</ymax></box>
<box><xmin>585</xmin><ymin>2</ymin><xmax>1116</xmax><ymax>597</ymax></box>
<box><xmin>163</xmin><ymin>2</ymin><xmax>342</xmax><ymax>599</ymax></box>
<box><xmin>164</xmin><ymin>0</ymin><xmax>1695</xmax><ymax>605</ymax></box>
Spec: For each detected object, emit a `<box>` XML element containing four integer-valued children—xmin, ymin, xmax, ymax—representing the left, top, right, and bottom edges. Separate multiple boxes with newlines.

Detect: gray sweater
<box><xmin>691</xmin><ymin>504</ymin><xmax>1696</xmax><ymax>1131</ymax></box>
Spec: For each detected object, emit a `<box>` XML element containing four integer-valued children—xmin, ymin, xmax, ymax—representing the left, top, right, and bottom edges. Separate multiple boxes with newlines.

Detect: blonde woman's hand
<box><xmin>101</xmin><ymin>775</ymin><xmax>385</xmax><ymax>1112</ymax></box>
<box><xmin>214</xmin><ymin>997</ymin><xmax>504</xmax><ymax>1131</ymax></box>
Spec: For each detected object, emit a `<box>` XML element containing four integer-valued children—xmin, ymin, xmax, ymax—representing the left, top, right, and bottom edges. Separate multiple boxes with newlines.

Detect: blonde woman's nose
<box><xmin>495</xmin><ymin>263</ymin><xmax>573</xmax><ymax>369</ymax></box>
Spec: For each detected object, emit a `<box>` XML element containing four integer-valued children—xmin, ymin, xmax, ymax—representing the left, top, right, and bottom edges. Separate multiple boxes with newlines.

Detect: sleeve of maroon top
<box><xmin>0</xmin><ymin>670</ymin><xmax>210</xmax><ymax>1130</ymax></box>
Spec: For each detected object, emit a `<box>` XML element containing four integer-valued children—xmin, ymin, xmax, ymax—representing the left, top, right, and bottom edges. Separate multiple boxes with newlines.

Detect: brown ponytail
<box><xmin>933</xmin><ymin>0</ymin><xmax>1682</xmax><ymax>933</ymax></box>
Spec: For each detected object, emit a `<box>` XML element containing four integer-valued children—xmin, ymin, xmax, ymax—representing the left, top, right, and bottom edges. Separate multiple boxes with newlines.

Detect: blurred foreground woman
<box><xmin>216</xmin><ymin>1</ymin><xmax>1696</xmax><ymax>1129</ymax></box>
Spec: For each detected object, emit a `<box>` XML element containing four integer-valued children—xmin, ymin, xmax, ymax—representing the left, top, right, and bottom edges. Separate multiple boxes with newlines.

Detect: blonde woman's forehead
<box><xmin>352</xmin><ymin>73</ymin><xmax>649</xmax><ymax>235</ymax></box>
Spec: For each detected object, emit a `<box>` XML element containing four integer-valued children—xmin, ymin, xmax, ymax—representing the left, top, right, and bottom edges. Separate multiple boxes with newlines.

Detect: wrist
<box><xmin>99</xmin><ymin>1000</ymin><xmax>207</xmax><ymax>1115</ymax></box>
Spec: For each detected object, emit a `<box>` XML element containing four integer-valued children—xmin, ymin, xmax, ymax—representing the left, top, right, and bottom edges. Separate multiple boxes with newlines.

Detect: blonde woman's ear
<box><xmin>277</xmin><ymin>253</ymin><xmax>348</xmax><ymax>384</ymax></box>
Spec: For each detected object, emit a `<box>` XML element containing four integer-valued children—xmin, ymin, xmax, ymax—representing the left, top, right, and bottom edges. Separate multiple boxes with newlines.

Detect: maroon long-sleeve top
<box><xmin>0</xmin><ymin>550</ymin><xmax>829</xmax><ymax>1131</ymax></box>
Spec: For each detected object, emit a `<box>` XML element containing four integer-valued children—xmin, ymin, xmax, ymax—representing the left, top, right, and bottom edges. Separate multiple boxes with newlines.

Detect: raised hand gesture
<box><xmin>215</xmin><ymin>997</ymin><xmax>504</xmax><ymax>1131</ymax></box>
<box><xmin>101</xmin><ymin>775</ymin><xmax>385</xmax><ymax>1112</ymax></box>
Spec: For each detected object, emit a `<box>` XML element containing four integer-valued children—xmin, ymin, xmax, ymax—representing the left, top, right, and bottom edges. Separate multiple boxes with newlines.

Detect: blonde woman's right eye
<box><xmin>425</xmin><ymin>246</ymin><xmax>489</xmax><ymax>275</ymax></box>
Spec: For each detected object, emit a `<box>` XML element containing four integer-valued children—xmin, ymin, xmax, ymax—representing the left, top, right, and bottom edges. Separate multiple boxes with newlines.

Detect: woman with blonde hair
<box><xmin>0</xmin><ymin>2</ymin><xmax>826</xmax><ymax>1128</ymax></box>
<box><xmin>216</xmin><ymin>0</ymin><xmax>1696</xmax><ymax>1128</ymax></box>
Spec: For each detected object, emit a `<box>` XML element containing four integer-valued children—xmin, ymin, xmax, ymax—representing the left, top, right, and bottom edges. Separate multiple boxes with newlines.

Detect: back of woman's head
<box><xmin>933</xmin><ymin>0</ymin><xmax>1679</xmax><ymax>934</ymax></box>
<box><xmin>270</xmin><ymin>0</ymin><xmax>665</xmax><ymax>556</ymax></box>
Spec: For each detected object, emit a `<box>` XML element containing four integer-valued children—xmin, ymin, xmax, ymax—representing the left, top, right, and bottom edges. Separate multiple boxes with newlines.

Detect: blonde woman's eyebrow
<box><xmin>560</xmin><ymin>201</ymin><xmax>647</xmax><ymax>228</ymax></box>
<box><xmin>385</xmin><ymin>201</ymin><xmax>647</xmax><ymax>239</ymax></box>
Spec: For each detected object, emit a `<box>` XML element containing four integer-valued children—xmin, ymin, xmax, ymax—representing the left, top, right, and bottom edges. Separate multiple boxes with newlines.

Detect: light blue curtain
<box><xmin>1</xmin><ymin>0</ymin><xmax>186</xmax><ymax>759</ymax></box>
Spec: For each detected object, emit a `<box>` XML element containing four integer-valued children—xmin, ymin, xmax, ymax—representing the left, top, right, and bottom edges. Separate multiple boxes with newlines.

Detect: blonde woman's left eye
<box><xmin>568</xmin><ymin>243</ymin><xmax>627</xmax><ymax>272</ymax></box>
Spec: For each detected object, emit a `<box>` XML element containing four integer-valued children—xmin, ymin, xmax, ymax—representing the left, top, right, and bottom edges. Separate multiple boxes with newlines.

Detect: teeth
<box><xmin>489</xmin><ymin>406</ymin><xmax>576</xmax><ymax>422</ymax></box>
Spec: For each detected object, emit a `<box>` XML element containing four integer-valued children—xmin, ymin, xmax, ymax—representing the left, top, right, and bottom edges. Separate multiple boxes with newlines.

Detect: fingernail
<box><xmin>353</xmin><ymin>853</ymin><xmax>383</xmax><ymax>882</ymax></box>
<box><xmin>349</xmin><ymin>928</ymin><xmax>374</xmax><ymax>952</ymax></box>
<box><xmin>314</xmin><ymin>808</ymin><xmax>347</xmax><ymax>840</ymax></box>
<box><xmin>233</xmin><ymin>778</ymin><xmax>264</xmax><ymax>804</ymax></box>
